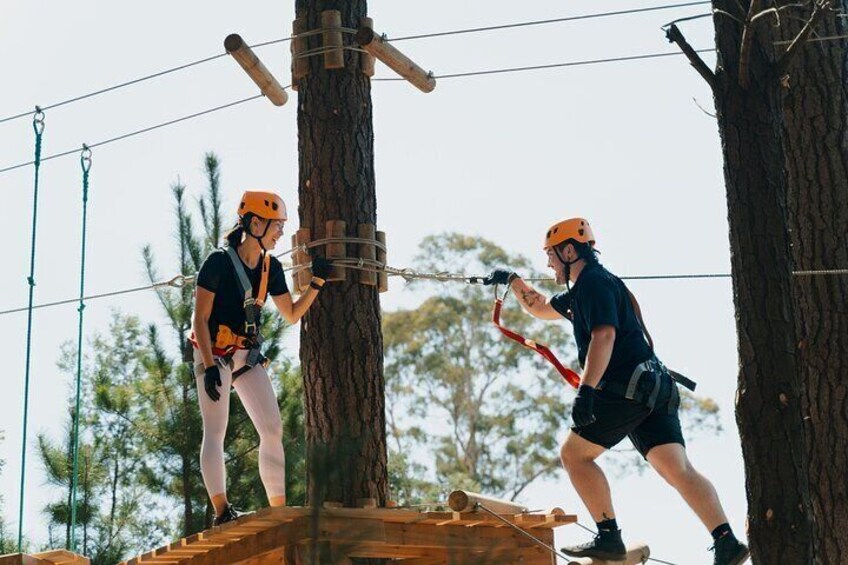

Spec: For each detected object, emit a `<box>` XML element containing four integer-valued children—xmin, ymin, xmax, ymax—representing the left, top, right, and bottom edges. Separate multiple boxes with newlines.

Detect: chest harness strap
<box><xmin>492</xmin><ymin>284</ymin><xmax>581</xmax><ymax>389</ymax></box>
<box><xmin>223</xmin><ymin>247</ymin><xmax>271</xmax><ymax>377</ymax></box>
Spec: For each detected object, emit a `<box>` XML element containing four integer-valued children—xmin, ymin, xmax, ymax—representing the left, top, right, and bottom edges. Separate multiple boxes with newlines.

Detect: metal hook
<box><xmin>80</xmin><ymin>144</ymin><xmax>92</xmax><ymax>173</ymax></box>
<box><xmin>33</xmin><ymin>106</ymin><xmax>45</xmax><ymax>135</ymax></box>
<box><xmin>167</xmin><ymin>275</ymin><xmax>187</xmax><ymax>288</ymax></box>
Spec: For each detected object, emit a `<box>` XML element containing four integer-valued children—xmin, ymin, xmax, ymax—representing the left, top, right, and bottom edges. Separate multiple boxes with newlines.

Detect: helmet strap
<box><xmin>243</xmin><ymin>215</ymin><xmax>271</xmax><ymax>252</ymax></box>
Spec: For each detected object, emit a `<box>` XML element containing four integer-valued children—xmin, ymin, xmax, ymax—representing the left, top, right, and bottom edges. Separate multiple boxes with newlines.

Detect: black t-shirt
<box><xmin>550</xmin><ymin>263</ymin><xmax>652</xmax><ymax>384</ymax></box>
<box><xmin>196</xmin><ymin>248</ymin><xmax>288</xmax><ymax>340</ymax></box>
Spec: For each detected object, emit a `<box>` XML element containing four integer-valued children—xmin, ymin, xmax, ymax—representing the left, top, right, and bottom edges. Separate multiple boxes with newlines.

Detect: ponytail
<box><xmin>224</xmin><ymin>222</ymin><xmax>244</xmax><ymax>248</ymax></box>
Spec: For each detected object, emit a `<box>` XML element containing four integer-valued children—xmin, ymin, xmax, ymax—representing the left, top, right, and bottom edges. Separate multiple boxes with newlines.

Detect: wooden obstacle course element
<box><xmin>290</xmin><ymin>223</ymin><xmax>388</xmax><ymax>293</ymax></box>
<box><xmin>119</xmin><ymin>505</ymin><xmax>577</xmax><ymax>565</ymax></box>
<box><xmin>291</xmin><ymin>228</ymin><xmax>312</xmax><ymax>293</ymax></box>
<box><xmin>565</xmin><ymin>544</ymin><xmax>651</xmax><ymax>565</ymax></box>
<box><xmin>0</xmin><ymin>550</ymin><xmax>89</xmax><ymax>565</ymax></box>
<box><xmin>224</xmin><ymin>34</ymin><xmax>288</xmax><ymax>106</ymax></box>
<box><xmin>359</xmin><ymin>17</ymin><xmax>376</xmax><ymax>77</ymax></box>
<box><xmin>321</xmin><ymin>10</ymin><xmax>345</xmax><ymax>69</ymax></box>
<box><xmin>355</xmin><ymin>26</ymin><xmax>436</xmax><ymax>93</ymax></box>
<box><xmin>448</xmin><ymin>489</ymin><xmax>529</xmax><ymax>514</ymax></box>
<box><xmin>291</xmin><ymin>16</ymin><xmax>308</xmax><ymax>90</ymax></box>
<box><xmin>376</xmin><ymin>230</ymin><xmax>388</xmax><ymax>292</ymax></box>
<box><xmin>325</xmin><ymin>220</ymin><xmax>347</xmax><ymax>282</ymax></box>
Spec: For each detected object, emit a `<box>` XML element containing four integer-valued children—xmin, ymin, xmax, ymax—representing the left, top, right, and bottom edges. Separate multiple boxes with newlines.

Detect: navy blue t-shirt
<box><xmin>550</xmin><ymin>263</ymin><xmax>652</xmax><ymax>384</ymax></box>
<box><xmin>196</xmin><ymin>248</ymin><xmax>288</xmax><ymax>340</ymax></box>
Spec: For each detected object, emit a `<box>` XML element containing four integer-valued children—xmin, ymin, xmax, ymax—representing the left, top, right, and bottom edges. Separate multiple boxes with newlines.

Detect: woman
<box><xmin>191</xmin><ymin>190</ymin><xmax>330</xmax><ymax>525</ymax></box>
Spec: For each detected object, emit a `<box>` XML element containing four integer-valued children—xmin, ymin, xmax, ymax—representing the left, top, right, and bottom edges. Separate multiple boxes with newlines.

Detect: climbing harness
<box><xmin>69</xmin><ymin>144</ymin><xmax>92</xmax><ymax>552</ymax></box>
<box><xmin>18</xmin><ymin>107</ymin><xmax>45</xmax><ymax>551</ymax></box>
<box><xmin>490</xmin><ymin>283</ymin><xmax>581</xmax><ymax>389</ymax></box>
<box><xmin>221</xmin><ymin>246</ymin><xmax>271</xmax><ymax>377</ymax></box>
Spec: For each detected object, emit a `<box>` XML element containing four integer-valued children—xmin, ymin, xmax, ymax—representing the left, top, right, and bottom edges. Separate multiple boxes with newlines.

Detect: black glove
<box><xmin>572</xmin><ymin>385</ymin><xmax>597</xmax><ymax>427</ymax></box>
<box><xmin>311</xmin><ymin>256</ymin><xmax>333</xmax><ymax>280</ymax></box>
<box><xmin>482</xmin><ymin>268</ymin><xmax>518</xmax><ymax>286</ymax></box>
<box><xmin>204</xmin><ymin>365</ymin><xmax>223</xmax><ymax>402</ymax></box>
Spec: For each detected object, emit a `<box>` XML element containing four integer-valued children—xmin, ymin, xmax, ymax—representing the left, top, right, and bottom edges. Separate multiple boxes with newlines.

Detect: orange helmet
<box><xmin>238</xmin><ymin>191</ymin><xmax>287</xmax><ymax>220</ymax></box>
<box><xmin>543</xmin><ymin>218</ymin><xmax>595</xmax><ymax>249</ymax></box>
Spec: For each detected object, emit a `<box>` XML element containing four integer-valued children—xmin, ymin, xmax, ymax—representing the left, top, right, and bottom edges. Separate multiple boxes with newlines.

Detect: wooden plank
<box><xmin>357</xmin><ymin>224</ymin><xmax>377</xmax><ymax>286</ymax></box>
<box><xmin>224</xmin><ymin>34</ymin><xmax>288</xmax><ymax>106</ymax></box>
<box><xmin>355</xmin><ymin>26</ymin><xmax>435</xmax><ymax>93</ymax></box>
<box><xmin>291</xmin><ymin>16</ymin><xmax>308</xmax><ymax>90</ymax></box>
<box><xmin>325</xmin><ymin>221</ymin><xmax>347</xmax><ymax>282</ymax></box>
<box><xmin>376</xmin><ymin>231</ymin><xmax>388</xmax><ymax>292</ymax></box>
<box><xmin>358</xmin><ymin>17</ymin><xmax>375</xmax><ymax>77</ymax></box>
<box><xmin>233</xmin><ymin>547</ymin><xmax>287</xmax><ymax>565</ymax></box>
<box><xmin>320</xmin><ymin>11</ymin><xmax>344</xmax><ymax>69</ymax></box>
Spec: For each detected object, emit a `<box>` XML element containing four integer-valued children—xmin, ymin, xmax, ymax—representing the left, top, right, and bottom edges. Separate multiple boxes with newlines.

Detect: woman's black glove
<box><xmin>204</xmin><ymin>365</ymin><xmax>223</xmax><ymax>402</ymax></box>
<box><xmin>572</xmin><ymin>385</ymin><xmax>597</xmax><ymax>427</ymax></box>
<box><xmin>482</xmin><ymin>268</ymin><xmax>518</xmax><ymax>286</ymax></box>
<box><xmin>311</xmin><ymin>256</ymin><xmax>333</xmax><ymax>280</ymax></box>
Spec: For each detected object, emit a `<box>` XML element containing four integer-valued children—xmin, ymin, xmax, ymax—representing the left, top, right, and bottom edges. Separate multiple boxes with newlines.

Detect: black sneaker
<box><xmin>561</xmin><ymin>531</ymin><xmax>627</xmax><ymax>561</ymax></box>
<box><xmin>711</xmin><ymin>535</ymin><xmax>750</xmax><ymax>565</ymax></box>
<box><xmin>212</xmin><ymin>504</ymin><xmax>242</xmax><ymax>526</ymax></box>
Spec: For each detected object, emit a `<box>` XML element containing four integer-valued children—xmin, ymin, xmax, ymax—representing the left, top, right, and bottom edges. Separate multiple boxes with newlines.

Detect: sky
<box><xmin>0</xmin><ymin>1</ymin><xmax>746</xmax><ymax>563</ymax></box>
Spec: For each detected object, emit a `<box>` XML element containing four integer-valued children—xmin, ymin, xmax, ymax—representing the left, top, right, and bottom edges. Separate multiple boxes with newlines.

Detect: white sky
<box><xmin>0</xmin><ymin>1</ymin><xmax>746</xmax><ymax>563</ymax></box>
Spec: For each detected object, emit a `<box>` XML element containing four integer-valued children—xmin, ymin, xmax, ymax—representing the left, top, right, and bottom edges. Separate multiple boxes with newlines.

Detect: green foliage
<box><xmin>384</xmin><ymin>233</ymin><xmax>576</xmax><ymax>503</ymax></box>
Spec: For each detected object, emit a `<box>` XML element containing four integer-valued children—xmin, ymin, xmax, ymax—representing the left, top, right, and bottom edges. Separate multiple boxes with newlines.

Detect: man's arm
<box><xmin>510</xmin><ymin>278</ymin><xmax>563</xmax><ymax>320</ymax></box>
<box><xmin>581</xmin><ymin>325</ymin><xmax>616</xmax><ymax>388</ymax></box>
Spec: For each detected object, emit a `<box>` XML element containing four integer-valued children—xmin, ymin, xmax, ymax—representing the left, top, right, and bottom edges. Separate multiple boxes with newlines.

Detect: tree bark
<box><xmin>295</xmin><ymin>0</ymin><xmax>388</xmax><ymax>514</ymax></box>
<box><xmin>711</xmin><ymin>2</ymin><xmax>813</xmax><ymax>562</ymax></box>
<box><xmin>778</xmin><ymin>5</ymin><xmax>848</xmax><ymax>562</ymax></box>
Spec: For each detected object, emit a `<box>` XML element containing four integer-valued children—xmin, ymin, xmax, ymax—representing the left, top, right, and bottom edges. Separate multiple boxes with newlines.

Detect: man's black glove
<box><xmin>204</xmin><ymin>365</ymin><xmax>223</xmax><ymax>402</ymax></box>
<box><xmin>311</xmin><ymin>256</ymin><xmax>333</xmax><ymax>280</ymax></box>
<box><xmin>572</xmin><ymin>385</ymin><xmax>597</xmax><ymax>427</ymax></box>
<box><xmin>482</xmin><ymin>268</ymin><xmax>518</xmax><ymax>286</ymax></box>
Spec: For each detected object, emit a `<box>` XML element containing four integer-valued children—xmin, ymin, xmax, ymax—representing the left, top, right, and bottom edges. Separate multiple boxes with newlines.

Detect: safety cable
<box><xmin>69</xmin><ymin>145</ymin><xmax>92</xmax><ymax>553</ymax></box>
<box><xmin>0</xmin><ymin>1</ymin><xmax>711</xmax><ymax>126</ymax></box>
<box><xmin>3</xmin><ymin>258</ymin><xmax>845</xmax><ymax>319</ymax></box>
<box><xmin>17</xmin><ymin>108</ymin><xmax>45</xmax><ymax>552</ymax></box>
<box><xmin>476</xmin><ymin>502</ymin><xmax>575</xmax><ymax>563</ymax></box>
<box><xmin>0</xmin><ymin>95</ymin><xmax>265</xmax><ymax>175</ymax></box>
<box><xmin>388</xmin><ymin>1</ymin><xmax>711</xmax><ymax>42</ymax></box>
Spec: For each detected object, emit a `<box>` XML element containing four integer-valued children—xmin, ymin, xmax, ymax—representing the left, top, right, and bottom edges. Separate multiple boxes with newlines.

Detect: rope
<box><xmin>18</xmin><ymin>107</ymin><xmax>45</xmax><ymax>552</ymax></box>
<box><xmin>388</xmin><ymin>1</ymin><xmax>712</xmax><ymax>42</ymax></box>
<box><xmin>0</xmin><ymin>95</ymin><xmax>266</xmax><ymax>175</ymax></box>
<box><xmin>69</xmin><ymin>145</ymin><xmax>92</xmax><ymax>552</ymax></box>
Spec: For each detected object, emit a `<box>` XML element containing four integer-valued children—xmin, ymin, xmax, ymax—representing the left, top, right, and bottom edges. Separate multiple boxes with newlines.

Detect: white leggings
<box><xmin>194</xmin><ymin>349</ymin><xmax>286</xmax><ymax>502</ymax></box>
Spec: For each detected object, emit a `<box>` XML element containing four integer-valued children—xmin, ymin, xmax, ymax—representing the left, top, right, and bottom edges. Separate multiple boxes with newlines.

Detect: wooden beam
<box><xmin>565</xmin><ymin>544</ymin><xmax>650</xmax><ymax>565</ymax></box>
<box><xmin>448</xmin><ymin>490</ymin><xmax>528</xmax><ymax>514</ymax></box>
<box><xmin>224</xmin><ymin>34</ymin><xmax>288</xmax><ymax>106</ymax></box>
<box><xmin>355</xmin><ymin>26</ymin><xmax>435</xmax><ymax>93</ymax></box>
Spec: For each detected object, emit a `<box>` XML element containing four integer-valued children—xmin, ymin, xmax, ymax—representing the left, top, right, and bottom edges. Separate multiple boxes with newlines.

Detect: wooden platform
<box><xmin>0</xmin><ymin>550</ymin><xmax>89</xmax><ymax>565</ymax></box>
<box><xmin>120</xmin><ymin>506</ymin><xmax>577</xmax><ymax>565</ymax></box>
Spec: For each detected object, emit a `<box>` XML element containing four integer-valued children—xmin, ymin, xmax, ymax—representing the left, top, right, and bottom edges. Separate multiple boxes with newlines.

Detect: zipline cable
<box><xmin>69</xmin><ymin>145</ymin><xmax>92</xmax><ymax>553</ymax></box>
<box><xmin>388</xmin><ymin>1</ymin><xmax>711</xmax><ymax>42</ymax></box>
<box><xmin>0</xmin><ymin>95</ymin><xmax>265</xmax><ymax>175</ymax></box>
<box><xmin>18</xmin><ymin>107</ymin><xmax>45</xmax><ymax>552</ymax></box>
<box><xmin>0</xmin><ymin>1</ymin><xmax>711</xmax><ymax>125</ymax></box>
<box><xmin>0</xmin><ymin>43</ymin><xmax>715</xmax><ymax>175</ymax></box>
<box><xmin>0</xmin><ymin>53</ymin><xmax>229</xmax><ymax>126</ymax></box>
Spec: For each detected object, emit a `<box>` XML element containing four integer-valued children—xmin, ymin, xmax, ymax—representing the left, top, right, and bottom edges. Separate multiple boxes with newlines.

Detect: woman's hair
<box><xmin>224</xmin><ymin>213</ymin><xmax>255</xmax><ymax>248</ymax></box>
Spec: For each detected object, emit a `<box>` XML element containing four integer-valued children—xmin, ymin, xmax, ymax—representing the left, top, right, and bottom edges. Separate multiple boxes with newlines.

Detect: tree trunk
<box><xmin>711</xmin><ymin>2</ymin><xmax>813</xmax><ymax>562</ymax></box>
<box><xmin>295</xmin><ymin>0</ymin><xmax>388</xmax><ymax>513</ymax></box>
<box><xmin>778</xmin><ymin>6</ymin><xmax>848</xmax><ymax>563</ymax></box>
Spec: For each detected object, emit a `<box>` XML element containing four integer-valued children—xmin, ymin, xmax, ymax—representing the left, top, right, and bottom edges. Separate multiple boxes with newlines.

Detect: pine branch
<box><xmin>665</xmin><ymin>24</ymin><xmax>717</xmax><ymax>89</ymax></box>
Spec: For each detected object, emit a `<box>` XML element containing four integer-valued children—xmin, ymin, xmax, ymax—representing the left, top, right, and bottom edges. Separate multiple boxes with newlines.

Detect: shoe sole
<box><xmin>727</xmin><ymin>547</ymin><xmax>751</xmax><ymax>565</ymax></box>
<box><xmin>560</xmin><ymin>549</ymin><xmax>627</xmax><ymax>561</ymax></box>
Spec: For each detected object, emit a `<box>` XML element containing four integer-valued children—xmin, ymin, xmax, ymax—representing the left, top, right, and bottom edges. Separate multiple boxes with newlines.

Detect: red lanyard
<box><xmin>491</xmin><ymin>286</ymin><xmax>580</xmax><ymax>389</ymax></box>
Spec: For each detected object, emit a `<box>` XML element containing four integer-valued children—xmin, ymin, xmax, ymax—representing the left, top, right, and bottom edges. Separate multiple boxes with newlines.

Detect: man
<box><xmin>483</xmin><ymin>218</ymin><xmax>749</xmax><ymax>565</ymax></box>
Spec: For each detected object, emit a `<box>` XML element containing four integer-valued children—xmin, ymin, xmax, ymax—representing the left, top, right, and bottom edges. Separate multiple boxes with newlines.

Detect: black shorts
<box><xmin>572</xmin><ymin>374</ymin><xmax>685</xmax><ymax>458</ymax></box>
